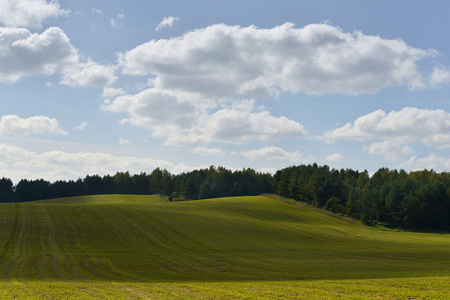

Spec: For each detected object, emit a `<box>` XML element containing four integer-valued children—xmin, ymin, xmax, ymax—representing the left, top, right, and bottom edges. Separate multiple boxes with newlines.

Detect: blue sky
<box><xmin>1</xmin><ymin>0</ymin><xmax>450</xmax><ymax>182</ymax></box>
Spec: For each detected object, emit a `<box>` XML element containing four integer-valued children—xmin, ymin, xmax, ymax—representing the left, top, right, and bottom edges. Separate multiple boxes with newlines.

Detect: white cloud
<box><xmin>15</xmin><ymin>149</ymin><xmax>173</xmax><ymax>179</ymax></box>
<box><xmin>119</xmin><ymin>22</ymin><xmax>435</xmax><ymax>97</ymax></box>
<box><xmin>0</xmin><ymin>115</ymin><xmax>67</xmax><ymax>136</ymax></box>
<box><xmin>119</xmin><ymin>138</ymin><xmax>131</xmax><ymax>144</ymax></box>
<box><xmin>103</xmin><ymin>92</ymin><xmax>306</xmax><ymax>145</ymax></box>
<box><xmin>429</xmin><ymin>67</ymin><xmax>450</xmax><ymax>88</ymax></box>
<box><xmin>326</xmin><ymin>153</ymin><xmax>343</xmax><ymax>162</ymax></box>
<box><xmin>92</xmin><ymin>8</ymin><xmax>103</xmax><ymax>15</ymax></box>
<box><xmin>110</xmin><ymin>13</ymin><xmax>124</xmax><ymax>28</ymax></box>
<box><xmin>405</xmin><ymin>154</ymin><xmax>450</xmax><ymax>172</ymax></box>
<box><xmin>204</xmin><ymin>104</ymin><xmax>306</xmax><ymax>144</ymax></box>
<box><xmin>102</xmin><ymin>87</ymin><xmax>126</xmax><ymax>98</ymax></box>
<box><xmin>241</xmin><ymin>146</ymin><xmax>304</xmax><ymax>162</ymax></box>
<box><xmin>61</xmin><ymin>60</ymin><xmax>117</xmax><ymax>87</ymax></box>
<box><xmin>324</xmin><ymin>109</ymin><xmax>386</xmax><ymax>142</ymax></box>
<box><xmin>0</xmin><ymin>143</ymin><xmax>196</xmax><ymax>182</ymax></box>
<box><xmin>0</xmin><ymin>143</ymin><xmax>36</xmax><ymax>161</ymax></box>
<box><xmin>155</xmin><ymin>16</ymin><xmax>179</xmax><ymax>31</ymax></box>
<box><xmin>364</xmin><ymin>141</ymin><xmax>414</xmax><ymax>161</ymax></box>
<box><xmin>0</xmin><ymin>0</ymin><xmax>69</xmax><ymax>28</ymax></box>
<box><xmin>192</xmin><ymin>146</ymin><xmax>223</xmax><ymax>156</ymax></box>
<box><xmin>0</xmin><ymin>27</ymin><xmax>116</xmax><ymax>87</ymax></box>
<box><xmin>422</xmin><ymin>134</ymin><xmax>450</xmax><ymax>149</ymax></box>
<box><xmin>0</xmin><ymin>27</ymin><xmax>77</xmax><ymax>82</ymax></box>
<box><xmin>325</xmin><ymin>107</ymin><xmax>450</xmax><ymax>148</ymax></box>
<box><xmin>112</xmin><ymin>23</ymin><xmax>449</xmax><ymax>148</ymax></box>
<box><xmin>73</xmin><ymin>121</ymin><xmax>92</xmax><ymax>131</ymax></box>
<box><xmin>102</xmin><ymin>88</ymin><xmax>200</xmax><ymax>141</ymax></box>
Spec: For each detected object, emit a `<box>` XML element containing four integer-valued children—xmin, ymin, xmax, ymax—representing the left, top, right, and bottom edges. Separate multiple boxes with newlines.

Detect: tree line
<box><xmin>0</xmin><ymin>164</ymin><xmax>449</xmax><ymax>230</ymax></box>
<box><xmin>272</xmin><ymin>164</ymin><xmax>450</xmax><ymax>230</ymax></box>
<box><xmin>0</xmin><ymin>166</ymin><xmax>272</xmax><ymax>203</ymax></box>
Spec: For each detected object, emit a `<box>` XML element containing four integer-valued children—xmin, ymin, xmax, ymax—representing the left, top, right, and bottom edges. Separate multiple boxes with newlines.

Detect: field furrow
<box><xmin>0</xmin><ymin>194</ymin><xmax>448</xmax><ymax>298</ymax></box>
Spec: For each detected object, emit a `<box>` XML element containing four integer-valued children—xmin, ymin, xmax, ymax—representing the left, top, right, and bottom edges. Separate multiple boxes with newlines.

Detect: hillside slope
<box><xmin>0</xmin><ymin>195</ymin><xmax>449</xmax><ymax>282</ymax></box>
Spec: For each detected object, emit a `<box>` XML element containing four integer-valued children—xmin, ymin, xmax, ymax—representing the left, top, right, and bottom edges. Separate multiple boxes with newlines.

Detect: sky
<box><xmin>1</xmin><ymin>0</ymin><xmax>450</xmax><ymax>183</ymax></box>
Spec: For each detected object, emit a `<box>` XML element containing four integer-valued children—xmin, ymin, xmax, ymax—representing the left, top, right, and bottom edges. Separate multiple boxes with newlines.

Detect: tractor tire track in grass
<box><xmin>0</xmin><ymin>203</ymin><xmax>20</xmax><ymax>277</ymax></box>
<box><xmin>0</xmin><ymin>203</ymin><xmax>19</xmax><ymax>264</ymax></box>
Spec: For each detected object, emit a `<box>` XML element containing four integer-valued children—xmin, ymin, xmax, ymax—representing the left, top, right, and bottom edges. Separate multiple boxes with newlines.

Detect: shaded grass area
<box><xmin>0</xmin><ymin>194</ymin><xmax>449</xmax><ymax>297</ymax></box>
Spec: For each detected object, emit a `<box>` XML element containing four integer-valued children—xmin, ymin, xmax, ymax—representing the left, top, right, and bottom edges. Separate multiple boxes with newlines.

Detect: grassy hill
<box><xmin>0</xmin><ymin>194</ymin><xmax>449</xmax><ymax>298</ymax></box>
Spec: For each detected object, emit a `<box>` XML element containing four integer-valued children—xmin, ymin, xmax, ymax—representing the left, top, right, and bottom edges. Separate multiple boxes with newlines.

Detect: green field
<box><xmin>0</xmin><ymin>194</ymin><xmax>449</xmax><ymax>299</ymax></box>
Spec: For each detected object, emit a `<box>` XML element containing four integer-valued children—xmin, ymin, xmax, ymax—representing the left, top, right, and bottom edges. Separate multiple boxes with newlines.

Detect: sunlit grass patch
<box><xmin>0</xmin><ymin>277</ymin><xmax>448</xmax><ymax>299</ymax></box>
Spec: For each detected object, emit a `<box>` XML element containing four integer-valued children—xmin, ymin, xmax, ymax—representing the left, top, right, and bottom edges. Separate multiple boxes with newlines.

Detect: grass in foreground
<box><xmin>0</xmin><ymin>276</ymin><xmax>448</xmax><ymax>299</ymax></box>
<box><xmin>0</xmin><ymin>194</ymin><xmax>449</xmax><ymax>298</ymax></box>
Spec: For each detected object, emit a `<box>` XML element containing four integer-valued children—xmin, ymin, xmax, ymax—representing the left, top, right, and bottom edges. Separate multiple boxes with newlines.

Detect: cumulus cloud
<box><xmin>325</xmin><ymin>107</ymin><xmax>450</xmax><ymax>148</ymax></box>
<box><xmin>110</xmin><ymin>23</ymin><xmax>449</xmax><ymax>147</ymax></box>
<box><xmin>102</xmin><ymin>89</ymin><xmax>201</xmax><ymax>142</ymax></box>
<box><xmin>0</xmin><ymin>115</ymin><xmax>67</xmax><ymax>136</ymax></box>
<box><xmin>0</xmin><ymin>143</ymin><xmax>36</xmax><ymax>161</ymax></box>
<box><xmin>155</xmin><ymin>16</ymin><xmax>179</xmax><ymax>31</ymax></box>
<box><xmin>364</xmin><ymin>141</ymin><xmax>414</xmax><ymax>161</ymax></box>
<box><xmin>326</xmin><ymin>153</ymin><xmax>343</xmax><ymax>162</ymax></box>
<box><xmin>0</xmin><ymin>27</ymin><xmax>116</xmax><ymax>86</ymax></box>
<box><xmin>60</xmin><ymin>60</ymin><xmax>117</xmax><ymax>87</ymax></box>
<box><xmin>0</xmin><ymin>27</ymin><xmax>77</xmax><ymax>82</ymax></box>
<box><xmin>103</xmin><ymin>91</ymin><xmax>306</xmax><ymax>145</ymax></box>
<box><xmin>102</xmin><ymin>87</ymin><xmax>126</xmax><ymax>98</ymax></box>
<box><xmin>204</xmin><ymin>104</ymin><xmax>306</xmax><ymax>144</ymax></box>
<box><xmin>119</xmin><ymin>22</ymin><xmax>435</xmax><ymax>98</ymax></box>
<box><xmin>405</xmin><ymin>154</ymin><xmax>450</xmax><ymax>172</ymax></box>
<box><xmin>241</xmin><ymin>146</ymin><xmax>304</xmax><ymax>162</ymax></box>
<box><xmin>421</xmin><ymin>134</ymin><xmax>450</xmax><ymax>149</ymax></box>
<box><xmin>0</xmin><ymin>0</ymin><xmax>69</xmax><ymax>28</ymax></box>
<box><xmin>192</xmin><ymin>146</ymin><xmax>223</xmax><ymax>156</ymax></box>
<box><xmin>429</xmin><ymin>67</ymin><xmax>450</xmax><ymax>88</ymax></box>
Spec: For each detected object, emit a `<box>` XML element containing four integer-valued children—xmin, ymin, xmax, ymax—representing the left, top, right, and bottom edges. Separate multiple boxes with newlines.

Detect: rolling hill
<box><xmin>0</xmin><ymin>194</ymin><xmax>449</xmax><ymax>298</ymax></box>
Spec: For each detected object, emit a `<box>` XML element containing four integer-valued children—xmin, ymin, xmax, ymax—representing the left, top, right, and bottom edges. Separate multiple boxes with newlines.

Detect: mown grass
<box><xmin>0</xmin><ymin>194</ymin><xmax>449</xmax><ymax>298</ymax></box>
